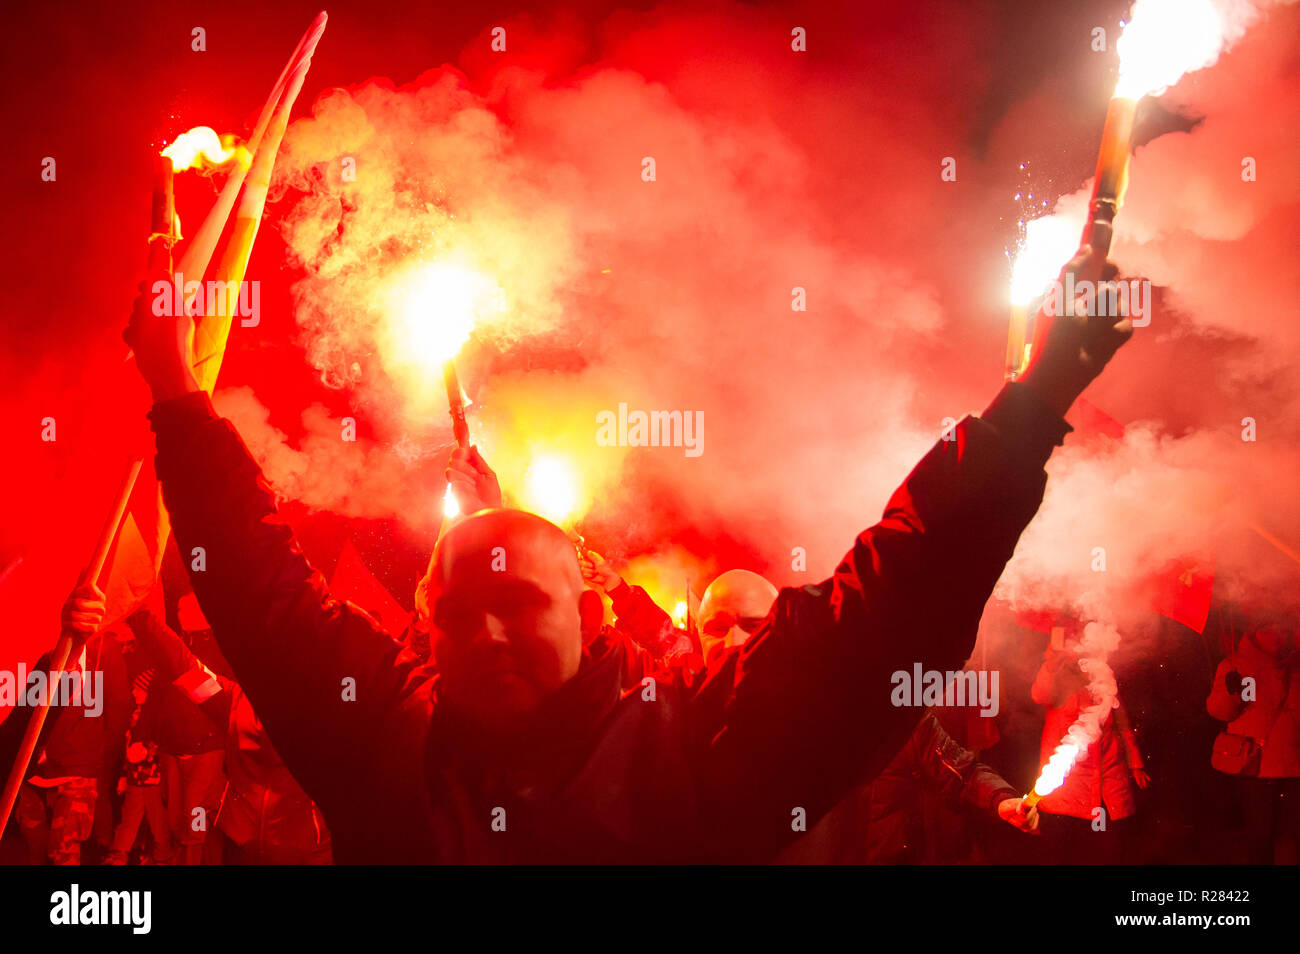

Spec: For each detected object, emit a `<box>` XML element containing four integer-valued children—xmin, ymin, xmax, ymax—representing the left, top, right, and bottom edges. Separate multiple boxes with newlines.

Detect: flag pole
<box><xmin>0</xmin><ymin>460</ymin><xmax>143</xmax><ymax>834</ymax></box>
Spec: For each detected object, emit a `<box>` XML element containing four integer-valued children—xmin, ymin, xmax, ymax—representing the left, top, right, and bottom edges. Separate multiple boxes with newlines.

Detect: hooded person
<box><xmin>121</xmin><ymin>245</ymin><xmax>1133</xmax><ymax>862</ymax></box>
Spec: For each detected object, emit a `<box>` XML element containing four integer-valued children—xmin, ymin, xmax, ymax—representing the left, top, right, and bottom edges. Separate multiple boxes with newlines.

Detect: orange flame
<box><xmin>161</xmin><ymin>126</ymin><xmax>250</xmax><ymax>173</ymax></box>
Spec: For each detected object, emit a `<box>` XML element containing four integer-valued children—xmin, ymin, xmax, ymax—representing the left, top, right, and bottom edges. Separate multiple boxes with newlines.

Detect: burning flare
<box><xmin>161</xmin><ymin>126</ymin><xmax>250</xmax><ymax>173</ymax></box>
<box><xmin>1115</xmin><ymin>0</ymin><xmax>1243</xmax><ymax>100</ymax></box>
<box><xmin>1010</xmin><ymin>215</ymin><xmax>1081</xmax><ymax>308</ymax></box>
<box><xmin>672</xmin><ymin>600</ymin><xmax>688</xmax><ymax>627</ymax></box>
<box><xmin>522</xmin><ymin>453</ymin><xmax>582</xmax><ymax>526</ymax></box>
<box><xmin>384</xmin><ymin>261</ymin><xmax>501</xmax><ymax>372</ymax></box>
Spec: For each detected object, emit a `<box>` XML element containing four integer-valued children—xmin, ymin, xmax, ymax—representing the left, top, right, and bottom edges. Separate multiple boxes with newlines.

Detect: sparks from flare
<box><xmin>1009</xmin><ymin>214</ymin><xmax>1081</xmax><ymax>308</ymax></box>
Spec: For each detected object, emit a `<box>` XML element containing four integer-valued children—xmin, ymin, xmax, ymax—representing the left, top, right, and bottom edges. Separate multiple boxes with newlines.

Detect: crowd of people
<box><xmin>2</xmin><ymin>246</ymin><xmax>1297</xmax><ymax>865</ymax></box>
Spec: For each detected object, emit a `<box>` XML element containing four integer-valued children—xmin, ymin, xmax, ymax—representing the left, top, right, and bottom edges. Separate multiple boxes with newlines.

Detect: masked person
<box><xmin>697</xmin><ymin>570</ymin><xmax>779</xmax><ymax>663</ymax></box>
<box><xmin>122</xmin><ymin>246</ymin><xmax>1133</xmax><ymax>862</ymax></box>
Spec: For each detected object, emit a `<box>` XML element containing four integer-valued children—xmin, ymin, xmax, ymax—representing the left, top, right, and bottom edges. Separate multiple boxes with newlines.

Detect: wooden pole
<box><xmin>0</xmin><ymin>461</ymin><xmax>143</xmax><ymax>834</ymax></box>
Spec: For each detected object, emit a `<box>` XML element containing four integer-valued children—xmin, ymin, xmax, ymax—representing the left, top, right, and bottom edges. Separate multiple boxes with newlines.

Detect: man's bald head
<box><xmin>427</xmin><ymin>509</ymin><xmax>585</xmax><ymax>730</ymax></box>
<box><xmin>698</xmin><ymin>569</ymin><xmax>779</xmax><ymax>659</ymax></box>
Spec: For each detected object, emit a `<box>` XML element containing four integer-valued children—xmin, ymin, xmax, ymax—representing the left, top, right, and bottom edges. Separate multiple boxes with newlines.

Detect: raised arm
<box><xmin>125</xmin><ymin>286</ymin><xmax>431</xmax><ymax>814</ymax></box>
<box><xmin>697</xmin><ymin>247</ymin><xmax>1132</xmax><ymax>859</ymax></box>
<box><xmin>126</xmin><ymin>604</ymin><xmax>233</xmax><ymax>726</ymax></box>
<box><xmin>580</xmin><ymin>550</ymin><xmax>694</xmax><ymax>659</ymax></box>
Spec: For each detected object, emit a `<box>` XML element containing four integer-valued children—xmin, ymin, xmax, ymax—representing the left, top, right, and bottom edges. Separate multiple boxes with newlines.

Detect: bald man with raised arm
<box><xmin>118</xmin><ymin>248</ymin><xmax>1131</xmax><ymax>862</ymax></box>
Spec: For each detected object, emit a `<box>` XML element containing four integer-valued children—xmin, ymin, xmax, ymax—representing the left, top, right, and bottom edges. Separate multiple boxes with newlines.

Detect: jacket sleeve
<box><xmin>608</xmin><ymin>581</ymin><xmax>679</xmax><ymax>657</ymax></box>
<box><xmin>911</xmin><ymin>713</ymin><xmax>1019</xmax><ymax>817</ymax></box>
<box><xmin>695</xmin><ymin>382</ymin><xmax>1070</xmax><ymax>860</ymax></box>
<box><xmin>1206</xmin><ymin>656</ymin><xmax>1246</xmax><ymax>724</ymax></box>
<box><xmin>127</xmin><ymin>607</ymin><xmax>232</xmax><ymax>726</ymax></box>
<box><xmin>148</xmin><ymin>392</ymin><xmax>431</xmax><ymax>817</ymax></box>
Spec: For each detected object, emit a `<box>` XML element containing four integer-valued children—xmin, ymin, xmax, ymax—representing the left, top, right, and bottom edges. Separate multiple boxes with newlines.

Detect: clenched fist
<box><xmin>1020</xmin><ymin>247</ymin><xmax>1133</xmax><ymax>417</ymax></box>
<box><xmin>998</xmin><ymin>796</ymin><xmax>1041</xmax><ymax>834</ymax></box>
<box><xmin>445</xmin><ymin>445</ymin><xmax>503</xmax><ymax>516</ymax></box>
<box><xmin>61</xmin><ymin>581</ymin><xmax>106</xmax><ymax>642</ymax></box>
<box><xmin>578</xmin><ymin>550</ymin><xmax>622</xmax><ymax>593</ymax></box>
<box><xmin>123</xmin><ymin>275</ymin><xmax>201</xmax><ymax>404</ymax></box>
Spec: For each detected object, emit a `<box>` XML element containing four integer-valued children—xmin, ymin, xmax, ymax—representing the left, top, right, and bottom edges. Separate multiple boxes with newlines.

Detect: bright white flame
<box><xmin>1010</xmin><ymin>214</ymin><xmax>1081</xmax><ymax>305</ymax></box>
<box><xmin>385</xmin><ymin>262</ymin><xmax>500</xmax><ymax>370</ymax></box>
<box><xmin>161</xmin><ymin>126</ymin><xmax>247</xmax><ymax>172</ymax></box>
<box><xmin>1033</xmin><ymin>742</ymin><xmax>1081</xmax><ymax>797</ymax></box>
<box><xmin>522</xmin><ymin>454</ymin><xmax>581</xmax><ymax>525</ymax></box>
<box><xmin>443</xmin><ymin>482</ymin><xmax>459</xmax><ymax>519</ymax></box>
<box><xmin>1114</xmin><ymin>0</ymin><xmax>1248</xmax><ymax>100</ymax></box>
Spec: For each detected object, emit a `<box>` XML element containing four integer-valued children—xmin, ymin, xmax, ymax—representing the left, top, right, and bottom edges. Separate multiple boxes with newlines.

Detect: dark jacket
<box><xmin>607</xmin><ymin>581</ymin><xmax>695</xmax><ymax>658</ymax></box>
<box><xmin>20</xmin><ymin>636</ymin><xmax>130</xmax><ymax>783</ymax></box>
<box><xmin>126</xmin><ymin>608</ymin><xmax>330</xmax><ymax>861</ymax></box>
<box><xmin>150</xmin><ymin>653</ymin><xmax>225</xmax><ymax>758</ymax></box>
<box><xmin>149</xmin><ymin>382</ymin><xmax>1067</xmax><ymax>863</ymax></box>
<box><xmin>864</xmin><ymin>711</ymin><xmax>1018</xmax><ymax>862</ymax></box>
<box><xmin>588</xmin><ymin>583</ymin><xmax>701</xmax><ymax>689</ymax></box>
<box><xmin>778</xmin><ymin>710</ymin><xmax>1018</xmax><ymax>863</ymax></box>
